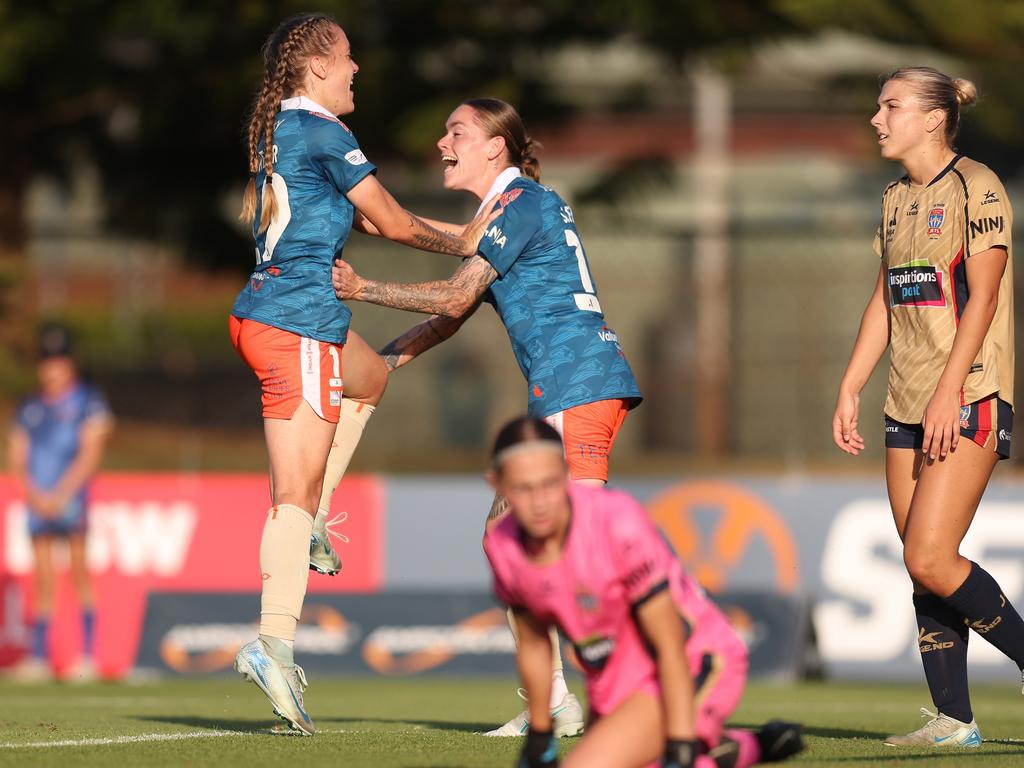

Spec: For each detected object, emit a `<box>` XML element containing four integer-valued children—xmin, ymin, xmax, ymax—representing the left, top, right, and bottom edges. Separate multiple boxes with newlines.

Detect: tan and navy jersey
<box><xmin>872</xmin><ymin>155</ymin><xmax>1014</xmax><ymax>423</ymax></box>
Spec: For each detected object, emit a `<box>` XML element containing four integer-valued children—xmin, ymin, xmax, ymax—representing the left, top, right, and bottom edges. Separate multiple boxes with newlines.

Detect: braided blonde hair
<box><xmin>240</xmin><ymin>14</ymin><xmax>340</xmax><ymax>232</ymax></box>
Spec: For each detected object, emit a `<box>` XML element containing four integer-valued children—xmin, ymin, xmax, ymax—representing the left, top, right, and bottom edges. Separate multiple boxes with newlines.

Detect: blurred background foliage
<box><xmin>2</xmin><ymin>0</ymin><xmax>1023</xmax><ymax>471</ymax></box>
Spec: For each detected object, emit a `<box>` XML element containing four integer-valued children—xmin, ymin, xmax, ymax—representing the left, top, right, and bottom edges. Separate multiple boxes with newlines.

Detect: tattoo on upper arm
<box><xmin>487</xmin><ymin>495</ymin><xmax>510</xmax><ymax>522</ymax></box>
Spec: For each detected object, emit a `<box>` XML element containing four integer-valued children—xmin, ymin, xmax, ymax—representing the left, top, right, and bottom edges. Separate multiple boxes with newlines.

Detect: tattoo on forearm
<box><xmin>378</xmin><ymin>314</ymin><xmax>463</xmax><ymax>371</ymax></box>
<box><xmin>408</xmin><ymin>214</ymin><xmax>466</xmax><ymax>255</ymax></box>
<box><xmin>359</xmin><ymin>257</ymin><xmax>497</xmax><ymax>316</ymax></box>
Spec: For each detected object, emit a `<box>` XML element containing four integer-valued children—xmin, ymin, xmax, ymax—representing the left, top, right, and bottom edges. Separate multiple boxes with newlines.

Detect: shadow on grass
<box><xmin>131</xmin><ymin>715</ymin><xmax>270</xmax><ymax>733</ymax></box>
<box><xmin>318</xmin><ymin>716</ymin><xmax>505</xmax><ymax>734</ymax></box>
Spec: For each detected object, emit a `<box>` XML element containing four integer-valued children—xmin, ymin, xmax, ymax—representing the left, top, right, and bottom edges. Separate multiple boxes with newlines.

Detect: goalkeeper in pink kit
<box><xmin>483</xmin><ymin>416</ymin><xmax>804</xmax><ymax>768</ymax></box>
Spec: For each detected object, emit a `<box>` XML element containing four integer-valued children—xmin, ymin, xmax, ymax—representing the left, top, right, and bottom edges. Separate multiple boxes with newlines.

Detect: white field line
<box><xmin>0</xmin><ymin>728</ymin><xmax>354</xmax><ymax>750</ymax></box>
<box><xmin>0</xmin><ymin>730</ymin><xmax>238</xmax><ymax>749</ymax></box>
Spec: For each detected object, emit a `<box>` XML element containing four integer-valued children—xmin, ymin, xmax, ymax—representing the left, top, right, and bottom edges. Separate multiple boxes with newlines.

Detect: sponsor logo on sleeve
<box><xmin>970</xmin><ymin>216</ymin><xmax>1005</xmax><ymax>240</ymax></box>
<box><xmin>927</xmin><ymin>205</ymin><xmax>945</xmax><ymax>238</ymax></box>
<box><xmin>982</xmin><ymin>190</ymin><xmax>1000</xmax><ymax>205</ymax></box>
<box><xmin>499</xmin><ymin>188</ymin><xmax>523</xmax><ymax>207</ymax></box>
<box><xmin>344</xmin><ymin>149</ymin><xmax>368</xmax><ymax>166</ymax></box>
<box><xmin>485</xmin><ymin>224</ymin><xmax>507</xmax><ymax>248</ymax></box>
<box><xmin>888</xmin><ymin>260</ymin><xmax>946</xmax><ymax>308</ymax></box>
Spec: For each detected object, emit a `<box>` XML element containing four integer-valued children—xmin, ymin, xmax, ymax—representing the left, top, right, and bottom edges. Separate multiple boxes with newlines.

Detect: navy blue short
<box><xmin>27</xmin><ymin>497</ymin><xmax>87</xmax><ymax>538</ymax></box>
<box><xmin>885</xmin><ymin>395</ymin><xmax>1012</xmax><ymax>460</ymax></box>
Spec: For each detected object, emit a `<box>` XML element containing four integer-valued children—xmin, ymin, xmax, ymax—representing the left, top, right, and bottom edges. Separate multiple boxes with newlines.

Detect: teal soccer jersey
<box><xmin>477</xmin><ymin>172</ymin><xmax>642</xmax><ymax>417</ymax></box>
<box><xmin>231</xmin><ymin>97</ymin><xmax>376</xmax><ymax>344</ymax></box>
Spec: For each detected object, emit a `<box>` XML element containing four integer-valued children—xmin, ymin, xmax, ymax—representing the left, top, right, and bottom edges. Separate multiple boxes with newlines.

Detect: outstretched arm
<box><xmin>334</xmin><ymin>254</ymin><xmax>498</xmax><ymax>317</ymax></box>
<box><xmin>378</xmin><ymin>302</ymin><xmax>480</xmax><ymax>372</ymax></box>
<box><xmin>347</xmin><ymin>175</ymin><xmax>498</xmax><ymax>256</ymax></box>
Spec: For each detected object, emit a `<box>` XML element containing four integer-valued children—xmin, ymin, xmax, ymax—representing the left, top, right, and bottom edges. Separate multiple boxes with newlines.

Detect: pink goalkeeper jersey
<box><xmin>483</xmin><ymin>482</ymin><xmax>741</xmax><ymax>717</ymax></box>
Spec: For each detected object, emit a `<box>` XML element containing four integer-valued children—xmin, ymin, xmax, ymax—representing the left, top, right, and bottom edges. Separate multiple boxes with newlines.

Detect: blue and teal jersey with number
<box><xmin>231</xmin><ymin>98</ymin><xmax>377</xmax><ymax>344</ymax></box>
<box><xmin>477</xmin><ymin>176</ymin><xmax>643</xmax><ymax>418</ymax></box>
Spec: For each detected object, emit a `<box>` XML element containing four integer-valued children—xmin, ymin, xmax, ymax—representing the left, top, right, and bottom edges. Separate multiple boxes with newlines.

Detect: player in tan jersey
<box><xmin>834</xmin><ymin>67</ymin><xmax>1024</xmax><ymax>749</ymax></box>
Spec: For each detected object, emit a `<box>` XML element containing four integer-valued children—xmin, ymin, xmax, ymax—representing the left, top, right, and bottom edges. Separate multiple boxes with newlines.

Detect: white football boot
<box><xmin>884</xmin><ymin>708</ymin><xmax>981</xmax><ymax>748</ymax></box>
<box><xmin>484</xmin><ymin>688</ymin><xmax>585</xmax><ymax>738</ymax></box>
<box><xmin>234</xmin><ymin>637</ymin><xmax>314</xmax><ymax>735</ymax></box>
<box><xmin>309</xmin><ymin>511</ymin><xmax>348</xmax><ymax>576</ymax></box>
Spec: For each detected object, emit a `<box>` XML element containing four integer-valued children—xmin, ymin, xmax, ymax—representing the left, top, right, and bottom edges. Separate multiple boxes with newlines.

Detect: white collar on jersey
<box><xmin>280</xmin><ymin>95</ymin><xmax>335</xmax><ymax>116</ymax></box>
<box><xmin>476</xmin><ymin>166</ymin><xmax>522</xmax><ymax>215</ymax></box>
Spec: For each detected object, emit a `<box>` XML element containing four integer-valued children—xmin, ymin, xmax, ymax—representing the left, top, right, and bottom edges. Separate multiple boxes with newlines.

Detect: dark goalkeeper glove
<box><xmin>517</xmin><ymin>728</ymin><xmax>558</xmax><ymax>768</ymax></box>
<box><xmin>662</xmin><ymin>738</ymin><xmax>702</xmax><ymax>768</ymax></box>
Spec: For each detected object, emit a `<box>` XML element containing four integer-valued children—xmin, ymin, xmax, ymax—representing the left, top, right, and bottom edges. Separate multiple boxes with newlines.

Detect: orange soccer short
<box><xmin>543</xmin><ymin>398</ymin><xmax>632</xmax><ymax>482</ymax></box>
<box><xmin>229</xmin><ymin>316</ymin><xmax>343</xmax><ymax>422</ymax></box>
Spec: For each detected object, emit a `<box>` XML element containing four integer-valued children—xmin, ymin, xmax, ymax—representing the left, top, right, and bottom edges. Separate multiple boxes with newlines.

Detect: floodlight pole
<box><xmin>692</xmin><ymin>64</ymin><xmax>732</xmax><ymax>456</ymax></box>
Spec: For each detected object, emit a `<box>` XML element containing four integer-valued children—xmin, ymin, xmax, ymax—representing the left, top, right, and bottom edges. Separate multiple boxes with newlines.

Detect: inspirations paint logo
<box><xmin>888</xmin><ymin>260</ymin><xmax>946</xmax><ymax>308</ymax></box>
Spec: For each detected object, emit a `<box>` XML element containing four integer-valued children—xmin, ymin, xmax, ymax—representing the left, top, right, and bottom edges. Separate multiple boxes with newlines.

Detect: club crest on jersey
<box><xmin>960</xmin><ymin>404</ymin><xmax>971</xmax><ymax>428</ymax></box>
<box><xmin>500</xmin><ymin>188</ymin><xmax>523</xmax><ymax>207</ymax></box>
<box><xmin>927</xmin><ymin>206</ymin><xmax>945</xmax><ymax>237</ymax></box>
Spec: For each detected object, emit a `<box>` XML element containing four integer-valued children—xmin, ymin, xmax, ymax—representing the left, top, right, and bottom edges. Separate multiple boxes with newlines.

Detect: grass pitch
<box><xmin>0</xmin><ymin>677</ymin><xmax>1022</xmax><ymax>767</ymax></box>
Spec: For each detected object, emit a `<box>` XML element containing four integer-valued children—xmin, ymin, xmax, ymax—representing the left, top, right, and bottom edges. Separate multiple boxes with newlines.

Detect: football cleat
<box><xmin>309</xmin><ymin>511</ymin><xmax>348</xmax><ymax>576</ymax></box>
<box><xmin>884</xmin><ymin>708</ymin><xmax>981</xmax><ymax>748</ymax></box>
<box><xmin>234</xmin><ymin>637</ymin><xmax>315</xmax><ymax>736</ymax></box>
<box><xmin>485</xmin><ymin>689</ymin><xmax>584</xmax><ymax>738</ymax></box>
<box><xmin>756</xmin><ymin>720</ymin><xmax>805</xmax><ymax>761</ymax></box>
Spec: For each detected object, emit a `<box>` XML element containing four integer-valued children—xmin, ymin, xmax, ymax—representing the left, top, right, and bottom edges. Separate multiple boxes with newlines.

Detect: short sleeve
<box><xmin>476</xmin><ymin>186</ymin><xmax>541</xmax><ymax>278</ymax></box>
<box><xmin>310</xmin><ymin>122</ymin><xmax>377</xmax><ymax>194</ymax></box>
<box><xmin>83</xmin><ymin>387</ymin><xmax>112</xmax><ymax>425</ymax></box>
<box><xmin>609</xmin><ymin>493</ymin><xmax>673</xmax><ymax>606</ymax></box>
<box><xmin>967</xmin><ymin>175</ymin><xmax>1011</xmax><ymax>256</ymax></box>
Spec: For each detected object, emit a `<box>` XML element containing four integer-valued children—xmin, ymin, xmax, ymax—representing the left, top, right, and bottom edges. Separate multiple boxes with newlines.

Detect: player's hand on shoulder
<box><xmin>921</xmin><ymin>386</ymin><xmax>961</xmax><ymax>461</ymax></box>
<box><xmin>832</xmin><ymin>390</ymin><xmax>865</xmax><ymax>455</ymax></box>
<box><xmin>332</xmin><ymin>258</ymin><xmax>363</xmax><ymax>299</ymax></box>
<box><xmin>460</xmin><ymin>194</ymin><xmax>503</xmax><ymax>256</ymax></box>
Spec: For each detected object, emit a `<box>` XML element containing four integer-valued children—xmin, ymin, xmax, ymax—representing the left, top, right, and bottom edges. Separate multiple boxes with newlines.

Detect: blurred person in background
<box><xmin>483</xmin><ymin>416</ymin><xmax>803</xmax><ymax>768</ymax></box>
<box><xmin>332</xmin><ymin>97</ymin><xmax>643</xmax><ymax>738</ymax></box>
<box><xmin>833</xmin><ymin>66</ymin><xmax>1020</xmax><ymax>748</ymax></box>
<box><xmin>7</xmin><ymin>323</ymin><xmax>113</xmax><ymax>682</ymax></box>
<box><xmin>228</xmin><ymin>13</ymin><xmax>496</xmax><ymax>735</ymax></box>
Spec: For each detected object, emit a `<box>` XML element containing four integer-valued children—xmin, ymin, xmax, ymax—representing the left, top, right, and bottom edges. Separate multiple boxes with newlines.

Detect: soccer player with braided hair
<box><xmin>332</xmin><ymin>97</ymin><xmax>642</xmax><ymax>737</ymax></box>
<box><xmin>834</xmin><ymin>66</ymin><xmax>1021</xmax><ymax>747</ymax></box>
<box><xmin>229</xmin><ymin>13</ymin><xmax>497</xmax><ymax>734</ymax></box>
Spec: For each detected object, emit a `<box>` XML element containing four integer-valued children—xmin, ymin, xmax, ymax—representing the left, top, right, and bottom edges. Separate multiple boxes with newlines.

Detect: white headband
<box><xmin>491</xmin><ymin>440</ymin><xmax>564</xmax><ymax>470</ymax></box>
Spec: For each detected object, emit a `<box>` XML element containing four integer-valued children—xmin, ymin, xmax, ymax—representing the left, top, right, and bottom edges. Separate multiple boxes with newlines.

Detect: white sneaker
<box><xmin>309</xmin><ymin>511</ymin><xmax>348</xmax><ymax>576</ymax></box>
<box><xmin>884</xmin><ymin>708</ymin><xmax>981</xmax><ymax>748</ymax></box>
<box><xmin>234</xmin><ymin>638</ymin><xmax>315</xmax><ymax>735</ymax></box>
<box><xmin>7</xmin><ymin>656</ymin><xmax>50</xmax><ymax>683</ymax></box>
<box><xmin>66</xmin><ymin>657</ymin><xmax>98</xmax><ymax>683</ymax></box>
<box><xmin>484</xmin><ymin>689</ymin><xmax>585</xmax><ymax>738</ymax></box>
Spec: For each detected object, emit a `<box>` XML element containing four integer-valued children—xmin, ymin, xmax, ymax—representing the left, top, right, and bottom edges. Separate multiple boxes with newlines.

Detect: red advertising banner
<box><xmin>0</xmin><ymin>474</ymin><xmax>384</xmax><ymax>679</ymax></box>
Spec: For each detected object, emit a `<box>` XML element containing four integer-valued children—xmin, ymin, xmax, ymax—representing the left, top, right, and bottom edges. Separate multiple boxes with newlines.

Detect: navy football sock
<box><xmin>943</xmin><ymin>561</ymin><xmax>1024</xmax><ymax>670</ymax></box>
<box><xmin>914</xmin><ymin>593</ymin><xmax>972</xmax><ymax>723</ymax></box>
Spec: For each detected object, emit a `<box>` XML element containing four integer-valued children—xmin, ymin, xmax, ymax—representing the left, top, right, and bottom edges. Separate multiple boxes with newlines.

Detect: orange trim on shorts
<box><xmin>229</xmin><ymin>316</ymin><xmax>343</xmax><ymax>422</ymax></box>
<box><xmin>544</xmin><ymin>398</ymin><xmax>630</xmax><ymax>482</ymax></box>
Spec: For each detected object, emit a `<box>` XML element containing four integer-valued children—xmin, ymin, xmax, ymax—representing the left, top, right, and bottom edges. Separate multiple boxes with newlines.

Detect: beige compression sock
<box><xmin>316</xmin><ymin>400</ymin><xmax>376</xmax><ymax>525</ymax></box>
<box><xmin>259</xmin><ymin>503</ymin><xmax>314</xmax><ymax>642</ymax></box>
